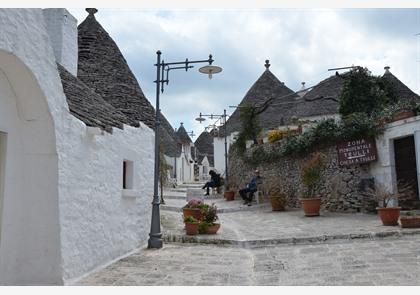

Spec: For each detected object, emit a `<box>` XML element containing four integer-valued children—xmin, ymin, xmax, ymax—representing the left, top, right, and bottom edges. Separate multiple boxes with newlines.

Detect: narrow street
<box><xmin>76</xmin><ymin>184</ymin><xmax>420</xmax><ymax>286</ymax></box>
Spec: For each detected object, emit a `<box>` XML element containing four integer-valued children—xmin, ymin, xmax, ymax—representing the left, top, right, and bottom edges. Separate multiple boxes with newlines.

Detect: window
<box><xmin>122</xmin><ymin>160</ymin><xmax>134</xmax><ymax>190</ymax></box>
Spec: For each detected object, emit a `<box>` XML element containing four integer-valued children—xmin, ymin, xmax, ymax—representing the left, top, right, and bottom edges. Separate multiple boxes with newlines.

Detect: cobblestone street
<box><xmin>75</xmin><ymin>184</ymin><xmax>420</xmax><ymax>286</ymax></box>
<box><xmin>77</xmin><ymin>237</ymin><xmax>420</xmax><ymax>286</ymax></box>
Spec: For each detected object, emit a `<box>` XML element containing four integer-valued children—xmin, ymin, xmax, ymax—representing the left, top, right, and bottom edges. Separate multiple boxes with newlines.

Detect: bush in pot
<box><xmin>364</xmin><ymin>182</ymin><xmax>413</xmax><ymax>226</ymax></box>
<box><xmin>299</xmin><ymin>152</ymin><xmax>327</xmax><ymax>216</ymax></box>
<box><xmin>262</xmin><ymin>179</ymin><xmax>290</xmax><ymax>211</ymax></box>
<box><xmin>198</xmin><ymin>203</ymin><xmax>220</xmax><ymax>234</ymax></box>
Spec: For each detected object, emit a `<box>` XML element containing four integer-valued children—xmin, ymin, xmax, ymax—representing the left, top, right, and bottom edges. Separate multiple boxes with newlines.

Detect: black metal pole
<box><xmin>148</xmin><ymin>50</ymin><xmax>163</xmax><ymax>249</ymax></box>
<box><xmin>224</xmin><ymin>109</ymin><xmax>228</xmax><ymax>190</ymax></box>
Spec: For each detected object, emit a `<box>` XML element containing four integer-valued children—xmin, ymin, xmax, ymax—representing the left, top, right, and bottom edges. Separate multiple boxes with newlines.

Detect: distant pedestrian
<box><xmin>239</xmin><ymin>170</ymin><xmax>261</xmax><ymax>205</ymax></box>
<box><xmin>202</xmin><ymin>170</ymin><xmax>221</xmax><ymax>196</ymax></box>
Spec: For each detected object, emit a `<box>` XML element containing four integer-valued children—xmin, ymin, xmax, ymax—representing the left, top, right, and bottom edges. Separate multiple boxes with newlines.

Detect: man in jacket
<box><xmin>239</xmin><ymin>170</ymin><xmax>261</xmax><ymax>205</ymax></box>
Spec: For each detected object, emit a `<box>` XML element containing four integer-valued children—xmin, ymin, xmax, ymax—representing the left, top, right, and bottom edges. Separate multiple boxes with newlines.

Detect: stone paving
<box><xmin>77</xmin><ymin>236</ymin><xmax>420</xmax><ymax>285</ymax></box>
<box><xmin>75</xmin><ymin>184</ymin><xmax>420</xmax><ymax>286</ymax></box>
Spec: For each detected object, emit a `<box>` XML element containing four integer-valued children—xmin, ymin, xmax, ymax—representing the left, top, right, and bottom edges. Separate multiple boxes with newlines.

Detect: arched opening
<box><xmin>0</xmin><ymin>50</ymin><xmax>61</xmax><ymax>285</ymax></box>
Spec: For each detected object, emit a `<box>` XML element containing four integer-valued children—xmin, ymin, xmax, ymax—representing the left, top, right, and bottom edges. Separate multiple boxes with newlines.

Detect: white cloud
<box><xmin>68</xmin><ymin>8</ymin><xmax>420</xmax><ymax>137</ymax></box>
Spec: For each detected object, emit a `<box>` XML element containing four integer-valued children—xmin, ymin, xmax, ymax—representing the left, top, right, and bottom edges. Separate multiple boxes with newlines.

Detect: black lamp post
<box><xmin>195</xmin><ymin>110</ymin><xmax>229</xmax><ymax>190</ymax></box>
<box><xmin>148</xmin><ymin>51</ymin><xmax>222</xmax><ymax>249</ymax></box>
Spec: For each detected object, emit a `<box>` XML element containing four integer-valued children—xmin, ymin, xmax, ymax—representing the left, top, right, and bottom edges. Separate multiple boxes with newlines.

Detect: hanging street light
<box><xmin>148</xmin><ymin>51</ymin><xmax>222</xmax><ymax>249</ymax></box>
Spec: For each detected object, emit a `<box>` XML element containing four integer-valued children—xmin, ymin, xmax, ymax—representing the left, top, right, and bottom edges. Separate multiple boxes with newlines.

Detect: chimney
<box><xmin>384</xmin><ymin>66</ymin><xmax>391</xmax><ymax>73</ymax></box>
<box><xmin>43</xmin><ymin>9</ymin><xmax>78</xmax><ymax>76</ymax></box>
<box><xmin>297</xmin><ymin>82</ymin><xmax>307</xmax><ymax>98</ymax></box>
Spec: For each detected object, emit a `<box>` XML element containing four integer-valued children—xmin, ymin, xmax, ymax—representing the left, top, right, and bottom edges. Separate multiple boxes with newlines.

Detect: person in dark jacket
<box><xmin>239</xmin><ymin>170</ymin><xmax>261</xmax><ymax>205</ymax></box>
<box><xmin>202</xmin><ymin>170</ymin><xmax>221</xmax><ymax>196</ymax></box>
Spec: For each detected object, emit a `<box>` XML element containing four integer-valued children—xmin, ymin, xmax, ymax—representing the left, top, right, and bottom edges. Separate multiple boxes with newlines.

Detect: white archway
<box><xmin>0</xmin><ymin>50</ymin><xmax>62</xmax><ymax>285</ymax></box>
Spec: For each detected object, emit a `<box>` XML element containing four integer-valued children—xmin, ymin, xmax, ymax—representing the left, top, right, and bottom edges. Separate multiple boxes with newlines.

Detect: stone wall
<box><xmin>229</xmin><ymin>142</ymin><xmax>376</xmax><ymax>212</ymax></box>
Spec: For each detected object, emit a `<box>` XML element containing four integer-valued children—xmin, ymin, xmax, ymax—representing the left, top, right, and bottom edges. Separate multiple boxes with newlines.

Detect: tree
<box><xmin>338</xmin><ymin>67</ymin><xmax>394</xmax><ymax>117</ymax></box>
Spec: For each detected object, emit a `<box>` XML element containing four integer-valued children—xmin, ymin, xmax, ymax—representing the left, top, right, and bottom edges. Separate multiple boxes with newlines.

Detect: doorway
<box><xmin>393</xmin><ymin>135</ymin><xmax>419</xmax><ymax>209</ymax></box>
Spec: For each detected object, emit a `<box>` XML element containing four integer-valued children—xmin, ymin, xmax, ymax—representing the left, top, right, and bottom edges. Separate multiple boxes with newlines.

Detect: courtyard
<box><xmin>75</xmin><ymin>184</ymin><xmax>420</xmax><ymax>286</ymax></box>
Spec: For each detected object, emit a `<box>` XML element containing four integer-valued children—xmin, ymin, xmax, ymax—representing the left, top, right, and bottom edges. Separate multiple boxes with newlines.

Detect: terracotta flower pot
<box><xmin>392</xmin><ymin>110</ymin><xmax>413</xmax><ymax>122</ymax></box>
<box><xmin>399</xmin><ymin>215</ymin><xmax>420</xmax><ymax>228</ymax></box>
<box><xmin>183</xmin><ymin>208</ymin><xmax>202</xmax><ymax>221</ymax></box>
<box><xmin>269</xmin><ymin>196</ymin><xmax>285</xmax><ymax>211</ymax></box>
<box><xmin>376</xmin><ymin>207</ymin><xmax>401</xmax><ymax>226</ymax></box>
<box><xmin>224</xmin><ymin>191</ymin><xmax>235</xmax><ymax>201</ymax></box>
<box><xmin>185</xmin><ymin>222</ymin><xmax>199</xmax><ymax>235</ymax></box>
<box><xmin>300</xmin><ymin>197</ymin><xmax>321</xmax><ymax>216</ymax></box>
<box><xmin>205</xmin><ymin>223</ymin><xmax>220</xmax><ymax>234</ymax></box>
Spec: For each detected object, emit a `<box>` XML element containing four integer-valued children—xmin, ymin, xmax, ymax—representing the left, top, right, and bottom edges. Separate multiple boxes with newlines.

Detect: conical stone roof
<box><xmin>222</xmin><ymin>63</ymin><xmax>299</xmax><ymax>136</ymax></box>
<box><xmin>176</xmin><ymin>123</ymin><xmax>192</xmax><ymax>144</ymax></box>
<box><xmin>195</xmin><ymin>131</ymin><xmax>214</xmax><ymax>166</ymax></box>
<box><xmin>76</xmin><ymin>9</ymin><xmax>181</xmax><ymax>157</ymax></box>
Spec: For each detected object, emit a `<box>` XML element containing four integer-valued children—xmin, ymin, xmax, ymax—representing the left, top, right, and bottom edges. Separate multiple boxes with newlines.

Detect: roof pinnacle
<box><xmin>265</xmin><ymin>60</ymin><xmax>270</xmax><ymax>70</ymax></box>
<box><xmin>86</xmin><ymin>8</ymin><xmax>98</xmax><ymax>15</ymax></box>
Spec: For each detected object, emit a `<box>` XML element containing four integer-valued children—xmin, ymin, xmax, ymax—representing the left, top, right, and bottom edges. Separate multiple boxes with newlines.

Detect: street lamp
<box><xmin>148</xmin><ymin>51</ymin><xmax>222</xmax><ymax>249</ymax></box>
<box><xmin>195</xmin><ymin>110</ymin><xmax>229</xmax><ymax>191</ymax></box>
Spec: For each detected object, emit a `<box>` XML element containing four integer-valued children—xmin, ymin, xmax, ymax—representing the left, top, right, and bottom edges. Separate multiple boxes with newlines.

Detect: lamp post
<box><xmin>148</xmin><ymin>51</ymin><xmax>222</xmax><ymax>249</ymax></box>
<box><xmin>195</xmin><ymin>110</ymin><xmax>229</xmax><ymax>190</ymax></box>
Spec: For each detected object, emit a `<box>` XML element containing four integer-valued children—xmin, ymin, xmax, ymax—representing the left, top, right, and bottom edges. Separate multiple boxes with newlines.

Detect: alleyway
<box><xmin>75</xmin><ymin>183</ymin><xmax>420</xmax><ymax>286</ymax></box>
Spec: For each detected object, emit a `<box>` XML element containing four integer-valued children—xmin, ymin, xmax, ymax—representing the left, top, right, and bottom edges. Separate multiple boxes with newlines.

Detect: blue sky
<box><xmin>68</xmin><ymin>8</ymin><xmax>420</xmax><ymax>139</ymax></box>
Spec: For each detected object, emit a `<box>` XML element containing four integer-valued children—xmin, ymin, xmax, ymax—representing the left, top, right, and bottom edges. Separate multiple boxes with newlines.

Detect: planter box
<box><xmin>391</xmin><ymin>110</ymin><xmax>414</xmax><ymax>122</ymax></box>
<box><xmin>400</xmin><ymin>216</ymin><xmax>420</xmax><ymax>228</ymax></box>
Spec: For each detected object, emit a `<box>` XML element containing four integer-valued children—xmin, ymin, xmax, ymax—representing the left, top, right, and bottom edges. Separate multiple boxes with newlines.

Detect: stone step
<box><xmin>161</xmin><ymin>202</ymin><xmax>270</xmax><ymax>213</ymax></box>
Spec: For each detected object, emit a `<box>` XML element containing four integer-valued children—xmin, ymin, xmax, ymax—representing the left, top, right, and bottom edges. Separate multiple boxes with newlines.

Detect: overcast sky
<box><xmin>68</xmin><ymin>8</ymin><xmax>420</xmax><ymax>139</ymax></box>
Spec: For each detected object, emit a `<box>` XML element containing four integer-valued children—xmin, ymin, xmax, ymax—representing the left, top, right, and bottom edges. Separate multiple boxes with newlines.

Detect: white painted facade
<box><xmin>214</xmin><ymin>132</ymin><xmax>237</xmax><ymax>177</ymax></box>
<box><xmin>0</xmin><ymin>9</ymin><xmax>154</xmax><ymax>285</ymax></box>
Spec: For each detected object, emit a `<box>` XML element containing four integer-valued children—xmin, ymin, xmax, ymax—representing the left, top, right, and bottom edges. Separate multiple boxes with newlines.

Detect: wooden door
<box><xmin>394</xmin><ymin>135</ymin><xmax>419</xmax><ymax>208</ymax></box>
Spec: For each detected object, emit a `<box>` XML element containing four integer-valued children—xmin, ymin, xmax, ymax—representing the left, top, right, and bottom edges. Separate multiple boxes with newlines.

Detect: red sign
<box><xmin>336</xmin><ymin>138</ymin><xmax>378</xmax><ymax>167</ymax></box>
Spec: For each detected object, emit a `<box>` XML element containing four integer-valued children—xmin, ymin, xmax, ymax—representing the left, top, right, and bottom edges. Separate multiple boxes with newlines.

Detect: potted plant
<box><xmin>400</xmin><ymin>211</ymin><xmax>420</xmax><ymax>228</ymax></box>
<box><xmin>198</xmin><ymin>203</ymin><xmax>220</xmax><ymax>234</ymax></box>
<box><xmin>182</xmin><ymin>198</ymin><xmax>204</xmax><ymax>221</ymax></box>
<box><xmin>184</xmin><ymin>215</ymin><xmax>199</xmax><ymax>235</ymax></box>
<box><xmin>224</xmin><ymin>182</ymin><xmax>235</xmax><ymax>201</ymax></box>
<box><xmin>299</xmin><ymin>152</ymin><xmax>327</xmax><ymax>216</ymax></box>
<box><xmin>263</xmin><ymin>179</ymin><xmax>288</xmax><ymax>211</ymax></box>
<box><xmin>364</xmin><ymin>183</ymin><xmax>413</xmax><ymax>226</ymax></box>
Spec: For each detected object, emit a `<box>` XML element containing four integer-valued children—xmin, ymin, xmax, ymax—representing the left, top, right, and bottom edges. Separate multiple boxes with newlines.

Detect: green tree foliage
<box><xmin>338</xmin><ymin>67</ymin><xmax>396</xmax><ymax>116</ymax></box>
<box><xmin>232</xmin><ymin>104</ymin><xmax>262</xmax><ymax>154</ymax></box>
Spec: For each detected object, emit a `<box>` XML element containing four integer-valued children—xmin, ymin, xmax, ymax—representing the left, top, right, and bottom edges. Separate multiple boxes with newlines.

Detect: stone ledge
<box><xmin>163</xmin><ymin>228</ymin><xmax>420</xmax><ymax>248</ymax></box>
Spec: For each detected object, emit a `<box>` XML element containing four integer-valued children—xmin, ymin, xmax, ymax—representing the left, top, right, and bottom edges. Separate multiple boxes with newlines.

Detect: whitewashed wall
<box><xmin>370</xmin><ymin>115</ymin><xmax>420</xmax><ymax>197</ymax></box>
<box><xmin>0</xmin><ymin>9</ymin><xmax>63</xmax><ymax>285</ymax></box>
<box><xmin>214</xmin><ymin>134</ymin><xmax>236</xmax><ymax>177</ymax></box>
<box><xmin>0</xmin><ymin>9</ymin><xmax>155</xmax><ymax>284</ymax></box>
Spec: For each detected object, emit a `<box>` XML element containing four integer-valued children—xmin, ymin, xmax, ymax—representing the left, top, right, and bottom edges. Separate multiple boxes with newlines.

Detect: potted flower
<box><xmin>299</xmin><ymin>152</ymin><xmax>327</xmax><ymax>216</ymax></box>
<box><xmin>364</xmin><ymin>183</ymin><xmax>413</xmax><ymax>226</ymax></box>
<box><xmin>198</xmin><ymin>203</ymin><xmax>220</xmax><ymax>234</ymax></box>
<box><xmin>182</xmin><ymin>198</ymin><xmax>204</xmax><ymax>221</ymax></box>
<box><xmin>400</xmin><ymin>211</ymin><xmax>420</xmax><ymax>228</ymax></box>
<box><xmin>263</xmin><ymin>179</ymin><xmax>289</xmax><ymax>211</ymax></box>
<box><xmin>184</xmin><ymin>215</ymin><xmax>199</xmax><ymax>235</ymax></box>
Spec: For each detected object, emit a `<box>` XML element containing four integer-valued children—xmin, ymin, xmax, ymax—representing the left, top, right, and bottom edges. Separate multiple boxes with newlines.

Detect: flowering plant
<box><xmin>183</xmin><ymin>198</ymin><xmax>204</xmax><ymax>209</ymax></box>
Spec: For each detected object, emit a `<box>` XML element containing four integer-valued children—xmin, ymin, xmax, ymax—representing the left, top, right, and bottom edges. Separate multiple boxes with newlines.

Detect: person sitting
<box><xmin>202</xmin><ymin>170</ymin><xmax>221</xmax><ymax>196</ymax></box>
<box><xmin>239</xmin><ymin>170</ymin><xmax>261</xmax><ymax>206</ymax></box>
